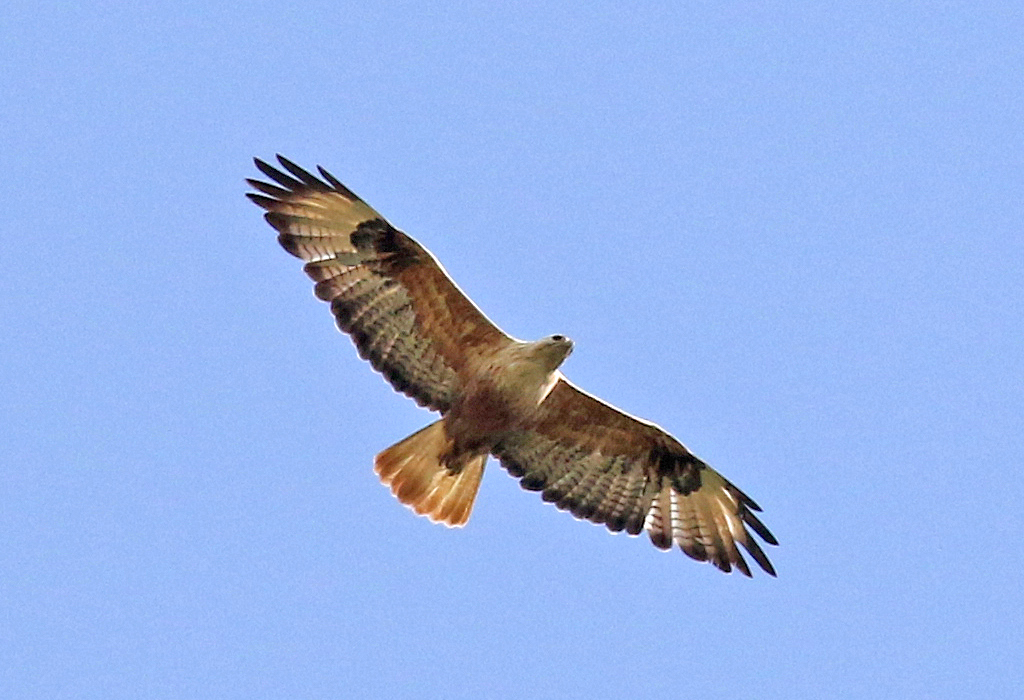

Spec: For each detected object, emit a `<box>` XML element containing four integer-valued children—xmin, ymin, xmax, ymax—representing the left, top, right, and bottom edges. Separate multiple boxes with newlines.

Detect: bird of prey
<box><xmin>247</xmin><ymin>156</ymin><xmax>778</xmax><ymax>576</ymax></box>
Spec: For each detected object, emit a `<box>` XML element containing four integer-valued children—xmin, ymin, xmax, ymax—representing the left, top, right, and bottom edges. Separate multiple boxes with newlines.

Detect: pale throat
<box><xmin>489</xmin><ymin>343</ymin><xmax>567</xmax><ymax>408</ymax></box>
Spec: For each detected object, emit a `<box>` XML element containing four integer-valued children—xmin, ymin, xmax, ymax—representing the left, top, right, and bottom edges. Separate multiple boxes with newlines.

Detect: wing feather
<box><xmin>492</xmin><ymin>378</ymin><xmax>778</xmax><ymax>576</ymax></box>
<box><xmin>247</xmin><ymin>156</ymin><xmax>513</xmax><ymax>411</ymax></box>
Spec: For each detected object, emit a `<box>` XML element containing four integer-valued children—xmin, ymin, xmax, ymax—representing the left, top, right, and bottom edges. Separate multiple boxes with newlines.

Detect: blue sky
<box><xmin>2</xmin><ymin>1</ymin><xmax>1022</xmax><ymax>698</ymax></box>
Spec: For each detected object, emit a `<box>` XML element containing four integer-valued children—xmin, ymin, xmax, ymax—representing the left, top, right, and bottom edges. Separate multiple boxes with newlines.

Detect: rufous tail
<box><xmin>373</xmin><ymin>420</ymin><xmax>486</xmax><ymax>527</ymax></box>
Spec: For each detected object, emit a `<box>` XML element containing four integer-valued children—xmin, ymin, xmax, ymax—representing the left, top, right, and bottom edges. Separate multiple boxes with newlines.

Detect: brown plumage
<box><xmin>247</xmin><ymin>155</ymin><xmax>779</xmax><ymax>576</ymax></box>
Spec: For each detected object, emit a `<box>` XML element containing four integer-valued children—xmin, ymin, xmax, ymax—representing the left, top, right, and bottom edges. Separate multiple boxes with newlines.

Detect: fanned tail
<box><xmin>374</xmin><ymin>420</ymin><xmax>486</xmax><ymax>527</ymax></box>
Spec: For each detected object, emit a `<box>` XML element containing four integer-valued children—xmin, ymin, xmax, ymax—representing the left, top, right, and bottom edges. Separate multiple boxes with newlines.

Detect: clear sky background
<box><xmin>2</xmin><ymin>2</ymin><xmax>1022</xmax><ymax>698</ymax></box>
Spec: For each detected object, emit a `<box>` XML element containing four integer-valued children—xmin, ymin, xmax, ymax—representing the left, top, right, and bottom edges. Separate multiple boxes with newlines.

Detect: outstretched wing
<box><xmin>247</xmin><ymin>155</ymin><xmax>512</xmax><ymax>412</ymax></box>
<box><xmin>492</xmin><ymin>378</ymin><xmax>778</xmax><ymax>576</ymax></box>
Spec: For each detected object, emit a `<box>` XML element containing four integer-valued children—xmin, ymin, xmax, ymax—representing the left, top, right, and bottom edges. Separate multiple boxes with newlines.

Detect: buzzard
<box><xmin>247</xmin><ymin>156</ymin><xmax>778</xmax><ymax>576</ymax></box>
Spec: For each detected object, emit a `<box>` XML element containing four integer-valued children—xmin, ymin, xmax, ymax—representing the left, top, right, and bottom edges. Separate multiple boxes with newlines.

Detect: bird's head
<box><xmin>534</xmin><ymin>334</ymin><xmax>574</xmax><ymax>371</ymax></box>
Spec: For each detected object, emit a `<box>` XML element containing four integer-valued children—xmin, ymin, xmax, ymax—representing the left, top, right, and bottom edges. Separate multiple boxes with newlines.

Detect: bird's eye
<box><xmin>551</xmin><ymin>334</ymin><xmax>565</xmax><ymax>342</ymax></box>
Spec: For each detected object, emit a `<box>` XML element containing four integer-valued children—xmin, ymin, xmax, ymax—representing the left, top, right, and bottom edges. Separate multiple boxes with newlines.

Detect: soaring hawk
<box><xmin>247</xmin><ymin>156</ymin><xmax>778</xmax><ymax>576</ymax></box>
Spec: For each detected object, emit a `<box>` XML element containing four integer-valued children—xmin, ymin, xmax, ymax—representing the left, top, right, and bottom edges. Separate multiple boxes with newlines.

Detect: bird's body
<box><xmin>247</xmin><ymin>156</ymin><xmax>778</xmax><ymax>576</ymax></box>
<box><xmin>451</xmin><ymin>336</ymin><xmax>572</xmax><ymax>443</ymax></box>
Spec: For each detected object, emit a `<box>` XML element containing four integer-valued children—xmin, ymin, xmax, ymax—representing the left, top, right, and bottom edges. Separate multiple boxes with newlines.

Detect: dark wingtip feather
<box><xmin>744</xmin><ymin>509</ymin><xmax>778</xmax><ymax>546</ymax></box>
<box><xmin>254</xmin><ymin>156</ymin><xmax>282</xmax><ymax>180</ymax></box>
<box><xmin>742</xmin><ymin>536</ymin><xmax>777</xmax><ymax>577</ymax></box>
<box><xmin>246</xmin><ymin>193</ymin><xmax>278</xmax><ymax>211</ymax></box>
<box><xmin>250</xmin><ymin>156</ymin><xmax>363</xmax><ymax>215</ymax></box>
<box><xmin>276</xmin><ymin>154</ymin><xmax>325</xmax><ymax>188</ymax></box>
<box><xmin>253</xmin><ymin>156</ymin><xmax>304</xmax><ymax>191</ymax></box>
<box><xmin>246</xmin><ymin>178</ymin><xmax>291</xmax><ymax>199</ymax></box>
<box><xmin>754</xmin><ymin>554</ymin><xmax>777</xmax><ymax>576</ymax></box>
<box><xmin>729</xmin><ymin>482</ymin><xmax>763</xmax><ymax>512</ymax></box>
<box><xmin>318</xmin><ymin>165</ymin><xmax>358</xmax><ymax>198</ymax></box>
